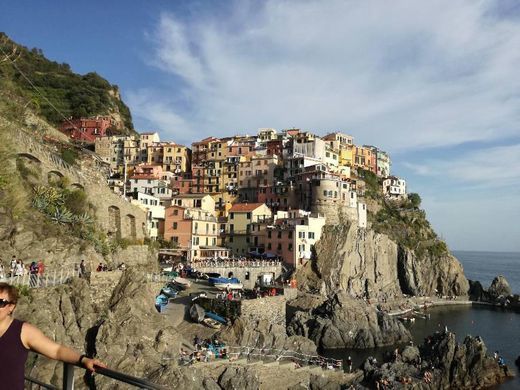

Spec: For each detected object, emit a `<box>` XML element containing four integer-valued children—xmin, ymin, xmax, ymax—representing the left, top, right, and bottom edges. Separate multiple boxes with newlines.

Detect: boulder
<box><xmin>218</xmin><ymin>366</ymin><xmax>260</xmax><ymax>390</ymax></box>
<box><xmin>468</xmin><ymin>280</ymin><xmax>486</xmax><ymax>301</ymax></box>
<box><xmin>488</xmin><ymin>276</ymin><xmax>512</xmax><ymax>299</ymax></box>
<box><xmin>401</xmin><ymin>345</ymin><xmax>420</xmax><ymax>364</ymax></box>
<box><xmin>364</xmin><ymin>331</ymin><xmax>514</xmax><ymax>389</ymax></box>
<box><xmin>288</xmin><ymin>293</ymin><xmax>411</xmax><ymax>349</ymax></box>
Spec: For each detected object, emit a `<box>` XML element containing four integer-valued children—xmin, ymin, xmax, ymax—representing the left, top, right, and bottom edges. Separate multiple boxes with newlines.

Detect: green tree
<box><xmin>408</xmin><ymin>193</ymin><xmax>422</xmax><ymax>209</ymax></box>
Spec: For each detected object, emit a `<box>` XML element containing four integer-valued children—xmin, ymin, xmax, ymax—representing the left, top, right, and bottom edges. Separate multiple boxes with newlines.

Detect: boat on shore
<box><xmin>202</xmin><ymin>318</ymin><xmax>222</xmax><ymax>329</ymax></box>
<box><xmin>210</xmin><ymin>277</ymin><xmax>243</xmax><ymax>290</ymax></box>
<box><xmin>205</xmin><ymin>311</ymin><xmax>227</xmax><ymax>325</ymax></box>
<box><xmin>214</xmin><ymin>282</ymin><xmax>243</xmax><ymax>290</ymax></box>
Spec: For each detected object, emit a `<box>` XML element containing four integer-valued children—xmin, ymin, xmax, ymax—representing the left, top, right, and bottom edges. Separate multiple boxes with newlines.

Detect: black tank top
<box><xmin>0</xmin><ymin>319</ymin><xmax>29</xmax><ymax>390</ymax></box>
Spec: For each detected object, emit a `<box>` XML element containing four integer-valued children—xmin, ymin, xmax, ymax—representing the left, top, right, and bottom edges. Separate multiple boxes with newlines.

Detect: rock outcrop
<box><xmin>93</xmin><ymin>270</ymin><xmax>191</xmax><ymax>386</ymax></box>
<box><xmin>296</xmin><ymin>224</ymin><xmax>469</xmax><ymax>299</ymax></box>
<box><xmin>16</xmin><ymin>278</ymin><xmax>96</xmax><ymax>386</ymax></box>
<box><xmin>488</xmin><ymin>275</ymin><xmax>512</xmax><ymax>299</ymax></box>
<box><xmin>469</xmin><ymin>275</ymin><xmax>520</xmax><ymax>312</ymax></box>
<box><xmin>288</xmin><ymin>293</ymin><xmax>411</xmax><ymax>349</ymax></box>
<box><xmin>363</xmin><ymin>331</ymin><xmax>514</xmax><ymax>389</ymax></box>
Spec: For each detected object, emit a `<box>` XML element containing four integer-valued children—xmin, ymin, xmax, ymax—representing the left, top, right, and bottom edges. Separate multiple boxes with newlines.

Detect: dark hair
<box><xmin>0</xmin><ymin>283</ymin><xmax>19</xmax><ymax>304</ymax></box>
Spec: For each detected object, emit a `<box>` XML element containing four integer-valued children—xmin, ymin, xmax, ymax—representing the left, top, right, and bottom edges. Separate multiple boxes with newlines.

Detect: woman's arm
<box><xmin>21</xmin><ymin>323</ymin><xmax>106</xmax><ymax>371</ymax></box>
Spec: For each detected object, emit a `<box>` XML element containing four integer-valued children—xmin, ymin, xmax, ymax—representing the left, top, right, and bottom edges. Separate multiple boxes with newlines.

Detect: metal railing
<box><xmin>0</xmin><ymin>269</ymin><xmax>81</xmax><ymax>289</ymax></box>
<box><xmin>25</xmin><ymin>358</ymin><xmax>167</xmax><ymax>390</ymax></box>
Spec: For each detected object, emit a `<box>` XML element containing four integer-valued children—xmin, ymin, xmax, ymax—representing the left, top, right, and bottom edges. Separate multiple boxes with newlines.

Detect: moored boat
<box><xmin>214</xmin><ymin>282</ymin><xmax>243</xmax><ymax>290</ymax></box>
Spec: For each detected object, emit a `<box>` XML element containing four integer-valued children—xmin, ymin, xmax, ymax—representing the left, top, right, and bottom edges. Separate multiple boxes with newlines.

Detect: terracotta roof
<box><xmin>229</xmin><ymin>203</ymin><xmax>266</xmax><ymax>212</ymax></box>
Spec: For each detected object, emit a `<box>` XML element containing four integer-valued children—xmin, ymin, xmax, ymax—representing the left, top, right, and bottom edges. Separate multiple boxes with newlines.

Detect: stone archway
<box><xmin>108</xmin><ymin>206</ymin><xmax>122</xmax><ymax>240</ymax></box>
<box><xmin>17</xmin><ymin>152</ymin><xmax>42</xmax><ymax>164</ymax></box>
<box><xmin>16</xmin><ymin>153</ymin><xmax>42</xmax><ymax>180</ymax></box>
<box><xmin>47</xmin><ymin>170</ymin><xmax>64</xmax><ymax>184</ymax></box>
<box><xmin>126</xmin><ymin>214</ymin><xmax>137</xmax><ymax>240</ymax></box>
<box><xmin>70</xmin><ymin>182</ymin><xmax>84</xmax><ymax>190</ymax></box>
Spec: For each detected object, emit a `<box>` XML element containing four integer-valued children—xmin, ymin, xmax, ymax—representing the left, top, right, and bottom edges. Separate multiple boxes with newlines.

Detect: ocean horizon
<box><xmin>453</xmin><ymin>250</ymin><xmax>520</xmax><ymax>294</ymax></box>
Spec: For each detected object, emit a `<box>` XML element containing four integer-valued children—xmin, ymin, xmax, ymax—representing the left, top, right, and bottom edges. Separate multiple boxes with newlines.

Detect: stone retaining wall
<box><xmin>195</xmin><ymin>265</ymin><xmax>282</xmax><ymax>289</ymax></box>
<box><xmin>240</xmin><ymin>295</ymin><xmax>286</xmax><ymax>325</ymax></box>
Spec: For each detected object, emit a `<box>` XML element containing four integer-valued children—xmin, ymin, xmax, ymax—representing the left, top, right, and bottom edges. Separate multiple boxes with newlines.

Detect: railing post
<box><xmin>62</xmin><ymin>362</ymin><xmax>75</xmax><ymax>389</ymax></box>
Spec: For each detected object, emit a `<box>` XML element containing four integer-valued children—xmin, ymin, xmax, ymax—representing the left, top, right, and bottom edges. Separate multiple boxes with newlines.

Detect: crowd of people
<box><xmin>0</xmin><ymin>256</ymin><xmax>45</xmax><ymax>282</ymax></box>
<box><xmin>179</xmin><ymin>335</ymin><xmax>229</xmax><ymax>364</ymax></box>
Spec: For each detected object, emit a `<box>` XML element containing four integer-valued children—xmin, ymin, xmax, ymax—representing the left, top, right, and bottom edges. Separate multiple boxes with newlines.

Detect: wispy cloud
<box><xmin>133</xmin><ymin>0</ymin><xmax>520</xmax><ymax>152</ymax></box>
<box><xmin>405</xmin><ymin>143</ymin><xmax>520</xmax><ymax>187</ymax></box>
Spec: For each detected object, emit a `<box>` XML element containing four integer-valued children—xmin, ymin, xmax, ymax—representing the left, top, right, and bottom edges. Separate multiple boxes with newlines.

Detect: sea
<box><xmin>323</xmin><ymin>250</ymin><xmax>520</xmax><ymax>389</ymax></box>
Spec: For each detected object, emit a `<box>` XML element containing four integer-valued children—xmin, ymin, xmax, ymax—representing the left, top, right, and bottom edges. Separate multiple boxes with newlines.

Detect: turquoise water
<box><xmin>323</xmin><ymin>251</ymin><xmax>520</xmax><ymax>389</ymax></box>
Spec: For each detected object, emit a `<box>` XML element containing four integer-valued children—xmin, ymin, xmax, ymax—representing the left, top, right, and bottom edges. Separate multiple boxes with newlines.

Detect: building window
<box><xmin>288</xmin><ymin>231</ymin><xmax>293</xmax><ymax>239</ymax></box>
<box><xmin>230</xmin><ymin>213</ymin><xmax>234</xmax><ymax>220</ymax></box>
<box><xmin>246</xmin><ymin>212</ymin><xmax>252</xmax><ymax>219</ymax></box>
<box><xmin>173</xmin><ymin>209</ymin><xmax>178</xmax><ymax>216</ymax></box>
<box><xmin>288</xmin><ymin>243</ymin><xmax>293</xmax><ymax>251</ymax></box>
<box><xmin>309</xmin><ymin>232</ymin><xmax>315</xmax><ymax>239</ymax></box>
<box><xmin>277</xmin><ymin>243</ymin><xmax>282</xmax><ymax>250</ymax></box>
<box><xmin>268</xmin><ymin>230</ymin><xmax>272</xmax><ymax>238</ymax></box>
<box><xmin>267</xmin><ymin>243</ymin><xmax>272</xmax><ymax>250</ymax></box>
<box><xmin>173</xmin><ymin>222</ymin><xmax>178</xmax><ymax>229</ymax></box>
<box><xmin>277</xmin><ymin>231</ymin><xmax>282</xmax><ymax>239</ymax></box>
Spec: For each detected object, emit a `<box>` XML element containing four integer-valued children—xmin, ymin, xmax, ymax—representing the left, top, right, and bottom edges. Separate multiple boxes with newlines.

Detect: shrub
<box><xmin>408</xmin><ymin>193</ymin><xmax>422</xmax><ymax>209</ymax></box>
<box><xmin>60</xmin><ymin>148</ymin><xmax>78</xmax><ymax>166</ymax></box>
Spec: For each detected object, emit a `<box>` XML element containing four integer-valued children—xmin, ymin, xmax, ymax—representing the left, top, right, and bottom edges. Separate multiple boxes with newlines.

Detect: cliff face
<box><xmin>297</xmin><ymin>223</ymin><xmax>469</xmax><ymax>299</ymax></box>
<box><xmin>288</xmin><ymin>293</ymin><xmax>411</xmax><ymax>349</ymax></box>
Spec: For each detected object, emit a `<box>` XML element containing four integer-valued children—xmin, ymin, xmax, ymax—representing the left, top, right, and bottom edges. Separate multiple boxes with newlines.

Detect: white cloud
<box><xmin>405</xmin><ymin>143</ymin><xmax>520</xmax><ymax>187</ymax></box>
<box><xmin>133</xmin><ymin>0</ymin><xmax>520</xmax><ymax>152</ymax></box>
<box><xmin>125</xmin><ymin>90</ymin><xmax>196</xmax><ymax>145</ymax></box>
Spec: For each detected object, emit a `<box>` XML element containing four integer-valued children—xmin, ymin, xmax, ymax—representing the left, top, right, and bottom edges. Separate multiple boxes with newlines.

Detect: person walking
<box><xmin>0</xmin><ymin>283</ymin><xmax>106</xmax><ymax>389</ymax></box>
<box><xmin>10</xmin><ymin>256</ymin><xmax>17</xmax><ymax>277</ymax></box>
<box><xmin>37</xmin><ymin>260</ymin><xmax>45</xmax><ymax>276</ymax></box>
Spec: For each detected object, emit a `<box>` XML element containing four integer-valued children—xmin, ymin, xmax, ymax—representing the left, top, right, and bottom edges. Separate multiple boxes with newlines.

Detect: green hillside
<box><xmin>0</xmin><ymin>32</ymin><xmax>134</xmax><ymax>134</ymax></box>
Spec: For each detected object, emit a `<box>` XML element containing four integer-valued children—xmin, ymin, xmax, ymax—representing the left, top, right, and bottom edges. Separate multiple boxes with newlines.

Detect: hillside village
<box><xmin>65</xmin><ymin>117</ymin><xmax>409</xmax><ymax>268</ymax></box>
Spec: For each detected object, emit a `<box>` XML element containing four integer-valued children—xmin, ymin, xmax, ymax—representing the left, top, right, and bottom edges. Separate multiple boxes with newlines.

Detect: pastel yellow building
<box><xmin>225</xmin><ymin>203</ymin><xmax>272</xmax><ymax>255</ymax></box>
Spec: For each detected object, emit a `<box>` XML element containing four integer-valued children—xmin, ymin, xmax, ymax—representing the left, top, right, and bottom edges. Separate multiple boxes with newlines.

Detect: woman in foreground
<box><xmin>0</xmin><ymin>282</ymin><xmax>106</xmax><ymax>389</ymax></box>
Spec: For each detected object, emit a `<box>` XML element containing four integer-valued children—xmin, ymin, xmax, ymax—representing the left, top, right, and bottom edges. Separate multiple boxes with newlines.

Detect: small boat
<box><xmin>202</xmin><ymin>318</ymin><xmax>222</xmax><ymax>329</ymax></box>
<box><xmin>161</xmin><ymin>287</ymin><xmax>178</xmax><ymax>298</ymax></box>
<box><xmin>173</xmin><ymin>276</ymin><xmax>191</xmax><ymax>288</ymax></box>
<box><xmin>208</xmin><ymin>276</ymin><xmax>233</xmax><ymax>285</ymax></box>
<box><xmin>155</xmin><ymin>294</ymin><xmax>169</xmax><ymax>306</ymax></box>
<box><xmin>211</xmin><ymin>277</ymin><xmax>243</xmax><ymax>290</ymax></box>
<box><xmin>214</xmin><ymin>281</ymin><xmax>243</xmax><ymax>290</ymax></box>
<box><xmin>205</xmin><ymin>311</ymin><xmax>227</xmax><ymax>325</ymax></box>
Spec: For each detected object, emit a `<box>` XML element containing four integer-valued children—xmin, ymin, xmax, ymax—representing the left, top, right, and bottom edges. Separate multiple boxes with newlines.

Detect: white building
<box><xmin>131</xmin><ymin>192</ymin><xmax>165</xmax><ymax>239</ymax></box>
<box><xmin>357</xmin><ymin>202</ymin><xmax>367</xmax><ymax>228</ymax></box>
<box><xmin>128</xmin><ymin>176</ymin><xmax>173</xmax><ymax>202</ymax></box>
<box><xmin>382</xmin><ymin>176</ymin><xmax>407</xmax><ymax>198</ymax></box>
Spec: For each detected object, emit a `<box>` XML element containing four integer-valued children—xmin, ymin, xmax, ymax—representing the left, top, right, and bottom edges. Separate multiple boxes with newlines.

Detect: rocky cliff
<box><xmin>296</xmin><ymin>223</ymin><xmax>469</xmax><ymax>299</ymax></box>
<box><xmin>288</xmin><ymin>293</ymin><xmax>411</xmax><ymax>349</ymax></box>
<box><xmin>363</xmin><ymin>331</ymin><xmax>514</xmax><ymax>389</ymax></box>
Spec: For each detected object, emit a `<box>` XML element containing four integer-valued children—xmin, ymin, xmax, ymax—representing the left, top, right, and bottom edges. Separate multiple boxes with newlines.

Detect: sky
<box><xmin>1</xmin><ymin>0</ymin><xmax>519</xmax><ymax>252</ymax></box>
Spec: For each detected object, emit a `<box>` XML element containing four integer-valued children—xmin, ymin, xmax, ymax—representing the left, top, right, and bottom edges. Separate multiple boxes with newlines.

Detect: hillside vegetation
<box><xmin>0</xmin><ymin>32</ymin><xmax>134</xmax><ymax>133</ymax></box>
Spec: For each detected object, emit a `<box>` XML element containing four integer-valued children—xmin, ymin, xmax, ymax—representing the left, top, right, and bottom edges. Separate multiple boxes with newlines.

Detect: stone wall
<box><xmin>109</xmin><ymin>245</ymin><xmax>156</xmax><ymax>269</ymax></box>
<box><xmin>14</xmin><ymin>129</ymin><xmax>148</xmax><ymax>240</ymax></box>
<box><xmin>195</xmin><ymin>265</ymin><xmax>282</xmax><ymax>289</ymax></box>
<box><xmin>312</xmin><ymin>202</ymin><xmax>358</xmax><ymax>225</ymax></box>
<box><xmin>240</xmin><ymin>295</ymin><xmax>286</xmax><ymax>325</ymax></box>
